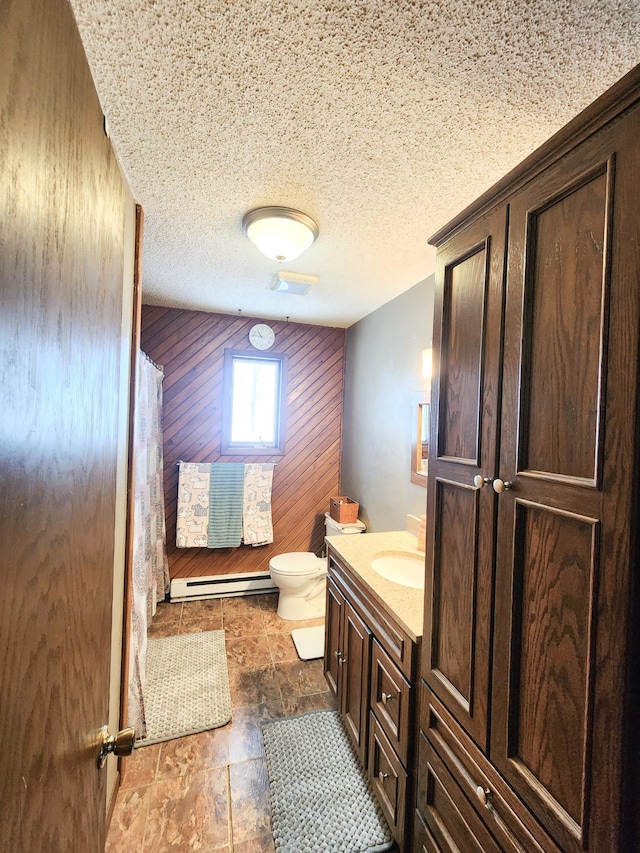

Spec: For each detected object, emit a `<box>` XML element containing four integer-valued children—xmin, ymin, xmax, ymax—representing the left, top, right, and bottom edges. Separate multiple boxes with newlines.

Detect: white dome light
<box><xmin>242</xmin><ymin>206</ymin><xmax>319</xmax><ymax>262</ymax></box>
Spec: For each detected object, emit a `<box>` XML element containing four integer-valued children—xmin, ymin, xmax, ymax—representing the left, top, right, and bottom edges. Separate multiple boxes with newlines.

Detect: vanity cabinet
<box><xmin>324</xmin><ymin>543</ymin><xmax>422</xmax><ymax>851</ymax></box>
<box><xmin>417</xmin><ymin>66</ymin><xmax>640</xmax><ymax>853</ymax></box>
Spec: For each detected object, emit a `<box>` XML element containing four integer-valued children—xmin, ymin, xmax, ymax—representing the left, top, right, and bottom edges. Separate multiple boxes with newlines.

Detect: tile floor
<box><xmin>105</xmin><ymin>592</ymin><xmax>335</xmax><ymax>852</ymax></box>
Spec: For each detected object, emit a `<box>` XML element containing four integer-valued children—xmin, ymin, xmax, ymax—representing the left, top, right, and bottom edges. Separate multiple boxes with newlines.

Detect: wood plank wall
<box><xmin>140</xmin><ymin>306</ymin><xmax>346</xmax><ymax>580</ymax></box>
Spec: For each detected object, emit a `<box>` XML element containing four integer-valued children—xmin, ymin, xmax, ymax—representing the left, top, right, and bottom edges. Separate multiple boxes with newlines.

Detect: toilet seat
<box><xmin>269</xmin><ymin>552</ymin><xmax>326</xmax><ymax>577</ymax></box>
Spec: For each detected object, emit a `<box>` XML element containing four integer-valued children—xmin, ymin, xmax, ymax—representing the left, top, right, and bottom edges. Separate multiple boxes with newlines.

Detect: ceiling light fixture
<box><xmin>242</xmin><ymin>206</ymin><xmax>319</xmax><ymax>262</ymax></box>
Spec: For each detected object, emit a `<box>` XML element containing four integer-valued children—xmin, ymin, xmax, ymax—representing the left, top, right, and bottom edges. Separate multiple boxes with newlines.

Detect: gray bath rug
<box><xmin>262</xmin><ymin>710</ymin><xmax>394</xmax><ymax>853</ymax></box>
<box><xmin>136</xmin><ymin>630</ymin><xmax>231</xmax><ymax>747</ymax></box>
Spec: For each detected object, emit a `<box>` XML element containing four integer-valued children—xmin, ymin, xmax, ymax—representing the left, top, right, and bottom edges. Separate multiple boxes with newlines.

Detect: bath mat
<box><xmin>291</xmin><ymin>624</ymin><xmax>325</xmax><ymax>660</ymax></box>
<box><xmin>136</xmin><ymin>630</ymin><xmax>231</xmax><ymax>747</ymax></box>
<box><xmin>262</xmin><ymin>710</ymin><xmax>394</xmax><ymax>853</ymax></box>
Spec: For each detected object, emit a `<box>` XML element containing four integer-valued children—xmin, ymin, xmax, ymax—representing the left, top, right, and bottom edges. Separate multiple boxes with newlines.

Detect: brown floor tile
<box><xmin>181</xmin><ymin>598</ymin><xmax>223</xmax><ymax>620</ymax></box>
<box><xmin>107</xmin><ymin>592</ymin><xmax>337</xmax><ymax>851</ymax></box>
<box><xmin>229</xmin><ymin>759</ymin><xmax>272</xmax><ymax>845</ymax></box>
<box><xmin>221</xmin><ymin>593</ymin><xmax>272</xmax><ymax>615</ymax></box>
<box><xmin>148</xmin><ymin>620</ymin><xmax>183</xmax><ymax>639</ymax></box>
<box><xmin>275</xmin><ymin>658</ymin><xmax>329</xmax><ymax>698</ymax></box>
<box><xmin>142</xmin><ymin>767</ymin><xmax>229</xmax><ymax>852</ymax></box>
<box><xmin>121</xmin><ymin>743</ymin><xmax>161</xmax><ymax>788</ymax></box>
<box><xmin>228</xmin><ymin>662</ymin><xmax>282</xmax><ymax>707</ymax></box>
<box><xmin>226</xmin><ymin>635</ymin><xmax>273</xmax><ymax>668</ymax></box>
<box><xmin>105</xmin><ymin>785</ymin><xmax>152</xmax><ymax>852</ymax></box>
<box><xmin>266</xmin><ymin>632</ymin><xmax>298</xmax><ymax>663</ymax></box>
<box><xmin>151</xmin><ymin>602</ymin><xmax>182</xmax><ymax>625</ymax></box>
<box><xmin>156</xmin><ymin>728</ymin><xmax>229</xmax><ymax>780</ymax></box>
<box><xmin>281</xmin><ymin>692</ymin><xmax>336</xmax><ymax>716</ymax></box>
<box><xmin>255</xmin><ymin>592</ymin><xmax>278</xmax><ymax>611</ymax></box>
<box><xmin>227</xmin><ymin>702</ymin><xmax>284</xmax><ymax>764</ymax></box>
<box><xmin>223</xmin><ymin>611</ymin><xmax>266</xmax><ymax>638</ymax></box>
<box><xmin>232</xmin><ymin>833</ymin><xmax>276</xmax><ymax>852</ymax></box>
<box><xmin>178</xmin><ymin>614</ymin><xmax>223</xmax><ymax>634</ymax></box>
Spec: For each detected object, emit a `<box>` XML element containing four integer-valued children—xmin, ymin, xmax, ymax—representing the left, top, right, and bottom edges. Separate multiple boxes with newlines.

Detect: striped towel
<box><xmin>208</xmin><ymin>462</ymin><xmax>245</xmax><ymax>548</ymax></box>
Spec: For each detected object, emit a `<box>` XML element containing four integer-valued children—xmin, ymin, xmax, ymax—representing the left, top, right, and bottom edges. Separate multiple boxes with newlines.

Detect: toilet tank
<box><xmin>324</xmin><ymin>512</ymin><xmax>366</xmax><ymax>536</ymax></box>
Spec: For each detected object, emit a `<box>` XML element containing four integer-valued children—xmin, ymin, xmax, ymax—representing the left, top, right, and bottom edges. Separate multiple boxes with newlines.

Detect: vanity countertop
<box><xmin>324</xmin><ymin>531</ymin><xmax>424</xmax><ymax>643</ymax></box>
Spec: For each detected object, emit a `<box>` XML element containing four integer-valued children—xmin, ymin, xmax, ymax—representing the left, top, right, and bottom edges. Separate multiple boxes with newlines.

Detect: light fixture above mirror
<box><xmin>242</xmin><ymin>206</ymin><xmax>319</xmax><ymax>263</ymax></box>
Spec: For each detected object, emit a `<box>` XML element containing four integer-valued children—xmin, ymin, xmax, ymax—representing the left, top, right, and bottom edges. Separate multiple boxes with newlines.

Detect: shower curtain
<box><xmin>127</xmin><ymin>350</ymin><xmax>170</xmax><ymax>739</ymax></box>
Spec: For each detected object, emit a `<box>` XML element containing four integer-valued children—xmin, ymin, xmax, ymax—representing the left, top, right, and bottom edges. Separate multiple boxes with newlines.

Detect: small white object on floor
<box><xmin>291</xmin><ymin>625</ymin><xmax>325</xmax><ymax>660</ymax></box>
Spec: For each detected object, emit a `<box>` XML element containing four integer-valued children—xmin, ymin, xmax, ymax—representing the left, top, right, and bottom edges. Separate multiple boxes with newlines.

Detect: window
<box><xmin>221</xmin><ymin>349</ymin><xmax>287</xmax><ymax>455</ymax></box>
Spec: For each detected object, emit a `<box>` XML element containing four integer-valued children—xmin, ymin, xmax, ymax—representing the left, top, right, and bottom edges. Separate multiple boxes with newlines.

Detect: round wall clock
<box><xmin>248</xmin><ymin>323</ymin><xmax>275</xmax><ymax>350</ymax></box>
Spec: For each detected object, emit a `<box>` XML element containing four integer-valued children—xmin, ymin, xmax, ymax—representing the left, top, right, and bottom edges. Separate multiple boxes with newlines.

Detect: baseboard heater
<box><xmin>170</xmin><ymin>571</ymin><xmax>276</xmax><ymax>602</ymax></box>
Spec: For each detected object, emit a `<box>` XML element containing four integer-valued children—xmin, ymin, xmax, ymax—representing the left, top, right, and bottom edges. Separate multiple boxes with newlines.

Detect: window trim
<box><xmin>220</xmin><ymin>348</ymin><xmax>288</xmax><ymax>456</ymax></box>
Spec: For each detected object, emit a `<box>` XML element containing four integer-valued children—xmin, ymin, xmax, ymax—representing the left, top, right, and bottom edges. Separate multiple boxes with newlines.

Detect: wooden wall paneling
<box><xmin>141</xmin><ymin>307</ymin><xmax>346</xmax><ymax>581</ymax></box>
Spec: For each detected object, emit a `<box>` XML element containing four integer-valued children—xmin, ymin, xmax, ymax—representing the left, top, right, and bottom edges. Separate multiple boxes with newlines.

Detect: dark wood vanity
<box><xmin>416</xmin><ymin>65</ymin><xmax>640</xmax><ymax>853</ymax></box>
<box><xmin>323</xmin><ymin>534</ymin><xmax>423</xmax><ymax>851</ymax></box>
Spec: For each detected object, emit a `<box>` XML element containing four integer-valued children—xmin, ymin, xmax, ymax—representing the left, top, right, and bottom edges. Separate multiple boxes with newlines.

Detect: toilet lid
<box><xmin>270</xmin><ymin>552</ymin><xmax>326</xmax><ymax>576</ymax></box>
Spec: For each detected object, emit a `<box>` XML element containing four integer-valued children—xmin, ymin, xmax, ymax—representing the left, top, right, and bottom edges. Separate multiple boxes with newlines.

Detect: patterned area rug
<box><xmin>262</xmin><ymin>710</ymin><xmax>394</xmax><ymax>853</ymax></box>
<box><xmin>136</xmin><ymin>630</ymin><xmax>231</xmax><ymax>747</ymax></box>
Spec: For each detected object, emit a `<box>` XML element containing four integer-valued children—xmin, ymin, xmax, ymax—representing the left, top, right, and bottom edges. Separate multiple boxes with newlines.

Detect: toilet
<box><xmin>269</xmin><ymin>513</ymin><xmax>366</xmax><ymax>620</ymax></box>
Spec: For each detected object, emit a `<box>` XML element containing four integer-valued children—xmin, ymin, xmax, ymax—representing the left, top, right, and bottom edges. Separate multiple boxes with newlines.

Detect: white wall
<box><xmin>341</xmin><ymin>275</ymin><xmax>435</xmax><ymax>531</ymax></box>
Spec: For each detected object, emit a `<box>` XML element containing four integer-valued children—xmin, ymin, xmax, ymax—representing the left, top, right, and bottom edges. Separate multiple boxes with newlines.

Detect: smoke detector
<box><xmin>271</xmin><ymin>270</ymin><xmax>319</xmax><ymax>296</ymax></box>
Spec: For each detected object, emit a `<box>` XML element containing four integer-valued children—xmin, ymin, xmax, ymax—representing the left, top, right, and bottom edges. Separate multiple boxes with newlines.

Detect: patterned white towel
<box><xmin>176</xmin><ymin>462</ymin><xmax>211</xmax><ymax>547</ymax></box>
<box><xmin>243</xmin><ymin>463</ymin><xmax>274</xmax><ymax>546</ymax></box>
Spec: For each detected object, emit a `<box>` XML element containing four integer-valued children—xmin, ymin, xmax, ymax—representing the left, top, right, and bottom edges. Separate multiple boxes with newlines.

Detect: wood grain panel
<box><xmin>431</xmin><ymin>480</ymin><xmax>477</xmax><ymax>708</ymax></box>
<box><xmin>0</xmin><ymin>0</ymin><xmax>129</xmax><ymax>848</ymax></box>
<box><xmin>522</xmin><ymin>168</ymin><xmax>609</xmax><ymax>483</ymax></box>
<box><xmin>512</xmin><ymin>502</ymin><xmax>597</xmax><ymax>827</ymax></box>
<box><xmin>140</xmin><ymin>307</ymin><xmax>345</xmax><ymax>580</ymax></box>
<box><xmin>440</xmin><ymin>247</ymin><xmax>487</xmax><ymax>463</ymax></box>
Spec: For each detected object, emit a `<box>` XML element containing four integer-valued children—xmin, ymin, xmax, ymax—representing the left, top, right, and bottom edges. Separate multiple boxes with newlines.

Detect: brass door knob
<box><xmin>378</xmin><ymin>771</ymin><xmax>389</xmax><ymax>783</ymax></box>
<box><xmin>98</xmin><ymin>725</ymin><xmax>136</xmax><ymax>769</ymax></box>
<box><xmin>473</xmin><ymin>475</ymin><xmax>491</xmax><ymax>488</ymax></box>
<box><xmin>492</xmin><ymin>478</ymin><xmax>513</xmax><ymax>494</ymax></box>
<box><xmin>381</xmin><ymin>692</ymin><xmax>394</xmax><ymax>705</ymax></box>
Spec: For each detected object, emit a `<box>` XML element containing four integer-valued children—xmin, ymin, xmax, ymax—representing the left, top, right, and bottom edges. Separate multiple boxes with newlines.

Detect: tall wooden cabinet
<box><xmin>416</xmin><ymin>66</ymin><xmax>640</xmax><ymax>853</ymax></box>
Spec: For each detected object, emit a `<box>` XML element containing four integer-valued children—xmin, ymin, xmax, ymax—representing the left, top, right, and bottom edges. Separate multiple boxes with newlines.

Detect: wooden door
<box><xmin>491</xmin><ymin>105</ymin><xmax>640</xmax><ymax>853</ymax></box>
<box><xmin>324</xmin><ymin>575</ymin><xmax>344</xmax><ymax>700</ymax></box>
<box><xmin>341</xmin><ymin>600</ymin><xmax>372</xmax><ymax>766</ymax></box>
<box><xmin>422</xmin><ymin>205</ymin><xmax>507</xmax><ymax>750</ymax></box>
<box><xmin>0</xmin><ymin>1</ymin><xmax>130</xmax><ymax>850</ymax></box>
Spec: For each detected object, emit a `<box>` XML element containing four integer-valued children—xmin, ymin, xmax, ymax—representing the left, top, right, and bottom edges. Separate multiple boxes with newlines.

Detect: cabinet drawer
<box><xmin>416</xmin><ymin>732</ymin><xmax>501</xmax><ymax>853</ymax></box>
<box><xmin>370</xmin><ymin>639</ymin><xmax>412</xmax><ymax>767</ymax></box>
<box><xmin>421</xmin><ymin>687</ymin><xmax>561</xmax><ymax>853</ymax></box>
<box><xmin>368</xmin><ymin>712</ymin><xmax>407</xmax><ymax>850</ymax></box>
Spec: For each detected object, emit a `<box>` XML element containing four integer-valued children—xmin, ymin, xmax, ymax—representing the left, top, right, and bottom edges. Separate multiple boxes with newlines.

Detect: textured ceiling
<box><xmin>69</xmin><ymin>0</ymin><xmax>640</xmax><ymax>328</ymax></box>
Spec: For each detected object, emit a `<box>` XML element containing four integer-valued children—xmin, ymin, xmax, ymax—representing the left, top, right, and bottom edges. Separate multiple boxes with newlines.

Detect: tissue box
<box><xmin>330</xmin><ymin>496</ymin><xmax>359</xmax><ymax>524</ymax></box>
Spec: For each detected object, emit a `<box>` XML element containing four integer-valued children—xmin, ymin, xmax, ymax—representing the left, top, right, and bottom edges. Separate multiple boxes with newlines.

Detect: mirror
<box><xmin>411</xmin><ymin>392</ymin><xmax>430</xmax><ymax>486</ymax></box>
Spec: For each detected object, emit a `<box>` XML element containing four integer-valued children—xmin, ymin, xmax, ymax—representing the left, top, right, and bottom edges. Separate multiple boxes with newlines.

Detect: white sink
<box><xmin>371</xmin><ymin>551</ymin><xmax>425</xmax><ymax>589</ymax></box>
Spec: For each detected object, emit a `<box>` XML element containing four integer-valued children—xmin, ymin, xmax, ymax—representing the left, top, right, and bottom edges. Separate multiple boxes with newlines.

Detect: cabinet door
<box><xmin>323</xmin><ymin>575</ymin><xmax>344</xmax><ymax>701</ymax></box>
<box><xmin>491</xmin><ymin>107</ymin><xmax>640</xmax><ymax>853</ymax></box>
<box><xmin>341</xmin><ymin>600</ymin><xmax>372</xmax><ymax>766</ymax></box>
<box><xmin>422</xmin><ymin>204</ymin><xmax>507</xmax><ymax>750</ymax></box>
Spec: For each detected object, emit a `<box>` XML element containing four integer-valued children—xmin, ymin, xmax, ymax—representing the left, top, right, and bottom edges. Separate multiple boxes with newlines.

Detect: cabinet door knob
<box><xmin>378</xmin><ymin>771</ymin><xmax>389</xmax><ymax>783</ymax></box>
<box><xmin>475</xmin><ymin>785</ymin><xmax>491</xmax><ymax>807</ymax></box>
<box><xmin>473</xmin><ymin>475</ymin><xmax>491</xmax><ymax>488</ymax></box>
<box><xmin>334</xmin><ymin>650</ymin><xmax>340</xmax><ymax>659</ymax></box>
<box><xmin>492</xmin><ymin>478</ymin><xmax>513</xmax><ymax>494</ymax></box>
<box><xmin>381</xmin><ymin>692</ymin><xmax>394</xmax><ymax>705</ymax></box>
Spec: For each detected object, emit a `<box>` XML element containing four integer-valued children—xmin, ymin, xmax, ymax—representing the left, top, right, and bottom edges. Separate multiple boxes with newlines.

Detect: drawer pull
<box><xmin>378</xmin><ymin>771</ymin><xmax>389</xmax><ymax>783</ymax></box>
<box><xmin>381</xmin><ymin>692</ymin><xmax>395</xmax><ymax>705</ymax></box>
<box><xmin>475</xmin><ymin>785</ymin><xmax>491</xmax><ymax>807</ymax></box>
